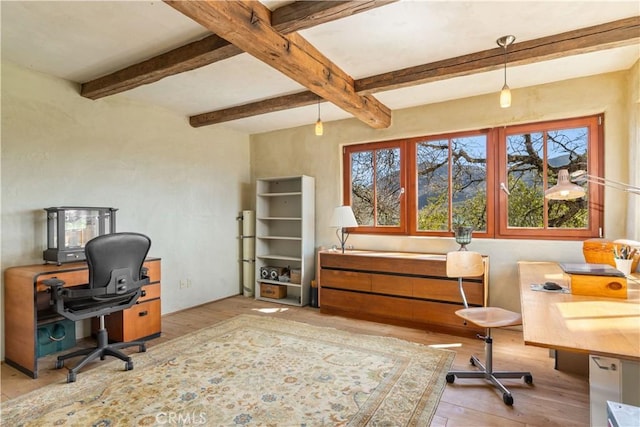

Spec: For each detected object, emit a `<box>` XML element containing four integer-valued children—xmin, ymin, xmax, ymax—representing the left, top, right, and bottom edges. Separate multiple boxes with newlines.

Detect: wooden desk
<box><xmin>518</xmin><ymin>261</ymin><xmax>640</xmax><ymax>426</ymax></box>
<box><xmin>4</xmin><ymin>259</ymin><xmax>162</xmax><ymax>378</ymax></box>
<box><xmin>517</xmin><ymin>261</ymin><xmax>639</xmax><ymax>362</ymax></box>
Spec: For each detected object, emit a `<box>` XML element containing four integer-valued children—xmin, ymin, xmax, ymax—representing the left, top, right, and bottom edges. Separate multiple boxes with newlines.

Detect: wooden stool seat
<box><xmin>455</xmin><ymin>307</ymin><xmax>522</xmax><ymax>329</ymax></box>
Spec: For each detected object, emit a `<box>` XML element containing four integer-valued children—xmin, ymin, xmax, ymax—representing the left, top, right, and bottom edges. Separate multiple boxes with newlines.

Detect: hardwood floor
<box><xmin>1</xmin><ymin>295</ymin><xmax>590</xmax><ymax>426</ymax></box>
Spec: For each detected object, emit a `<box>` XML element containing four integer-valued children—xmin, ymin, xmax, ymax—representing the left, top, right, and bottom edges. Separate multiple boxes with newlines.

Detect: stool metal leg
<box><xmin>446</xmin><ymin>330</ymin><xmax>533</xmax><ymax>405</ymax></box>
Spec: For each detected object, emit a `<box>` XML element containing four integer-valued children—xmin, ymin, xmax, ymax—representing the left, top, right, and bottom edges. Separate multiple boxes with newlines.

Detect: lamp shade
<box><xmin>544</xmin><ymin>169</ymin><xmax>586</xmax><ymax>200</ymax></box>
<box><xmin>330</xmin><ymin>206</ymin><xmax>358</xmax><ymax>228</ymax></box>
<box><xmin>500</xmin><ymin>85</ymin><xmax>511</xmax><ymax>108</ymax></box>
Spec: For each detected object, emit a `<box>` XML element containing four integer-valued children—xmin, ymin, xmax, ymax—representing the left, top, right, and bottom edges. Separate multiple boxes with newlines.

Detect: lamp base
<box><xmin>336</xmin><ymin>228</ymin><xmax>350</xmax><ymax>253</ymax></box>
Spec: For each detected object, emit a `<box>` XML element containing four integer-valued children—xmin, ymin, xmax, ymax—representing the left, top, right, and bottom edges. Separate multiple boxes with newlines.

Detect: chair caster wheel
<box><xmin>55</xmin><ymin>360</ymin><xmax>64</xmax><ymax>369</ymax></box>
<box><xmin>126</xmin><ymin>360</ymin><xmax>134</xmax><ymax>371</ymax></box>
<box><xmin>469</xmin><ymin>357</ymin><xmax>476</xmax><ymax>366</ymax></box>
<box><xmin>524</xmin><ymin>374</ymin><xmax>533</xmax><ymax>384</ymax></box>
<box><xmin>67</xmin><ymin>372</ymin><xmax>76</xmax><ymax>383</ymax></box>
<box><xmin>446</xmin><ymin>374</ymin><xmax>455</xmax><ymax>383</ymax></box>
<box><xmin>140</xmin><ymin>344</ymin><xmax>147</xmax><ymax>353</ymax></box>
<box><xmin>503</xmin><ymin>393</ymin><xmax>513</xmax><ymax>406</ymax></box>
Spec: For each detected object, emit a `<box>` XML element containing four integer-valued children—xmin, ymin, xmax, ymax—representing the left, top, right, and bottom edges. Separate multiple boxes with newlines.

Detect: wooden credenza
<box><xmin>4</xmin><ymin>258</ymin><xmax>162</xmax><ymax>378</ymax></box>
<box><xmin>319</xmin><ymin>250</ymin><xmax>488</xmax><ymax>336</ymax></box>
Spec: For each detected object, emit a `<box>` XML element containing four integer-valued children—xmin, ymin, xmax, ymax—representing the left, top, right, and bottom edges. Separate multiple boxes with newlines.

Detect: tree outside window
<box><xmin>416</xmin><ymin>134</ymin><xmax>488</xmax><ymax>233</ymax></box>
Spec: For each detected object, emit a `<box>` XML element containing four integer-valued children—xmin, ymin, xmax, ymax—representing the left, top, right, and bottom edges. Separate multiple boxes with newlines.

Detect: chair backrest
<box><xmin>446</xmin><ymin>251</ymin><xmax>484</xmax><ymax>278</ymax></box>
<box><xmin>86</xmin><ymin>232</ymin><xmax>151</xmax><ymax>293</ymax></box>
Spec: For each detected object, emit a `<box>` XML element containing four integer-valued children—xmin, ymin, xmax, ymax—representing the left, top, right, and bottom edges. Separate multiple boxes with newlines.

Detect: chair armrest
<box><xmin>43</xmin><ymin>277</ymin><xmax>65</xmax><ymax>289</ymax></box>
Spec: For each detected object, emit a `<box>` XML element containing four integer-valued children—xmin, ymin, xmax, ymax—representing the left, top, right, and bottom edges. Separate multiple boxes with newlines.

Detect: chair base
<box><xmin>446</xmin><ymin>334</ymin><xmax>533</xmax><ymax>405</ymax></box>
<box><xmin>55</xmin><ymin>327</ymin><xmax>146</xmax><ymax>383</ymax></box>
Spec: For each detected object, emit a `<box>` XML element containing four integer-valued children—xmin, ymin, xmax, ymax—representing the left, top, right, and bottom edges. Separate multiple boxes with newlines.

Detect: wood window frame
<box><xmin>407</xmin><ymin>129</ymin><xmax>495</xmax><ymax>239</ymax></box>
<box><xmin>496</xmin><ymin>114</ymin><xmax>604</xmax><ymax>240</ymax></box>
<box><xmin>343</xmin><ymin>139</ymin><xmax>408</xmax><ymax>235</ymax></box>
<box><xmin>342</xmin><ymin>114</ymin><xmax>604</xmax><ymax>241</ymax></box>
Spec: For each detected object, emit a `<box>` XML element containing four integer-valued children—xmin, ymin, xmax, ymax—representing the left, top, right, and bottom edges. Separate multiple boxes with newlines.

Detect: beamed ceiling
<box><xmin>2</xmin><ymin>1</ymin><xmax>639</xmax><ymax>134</ymax></box>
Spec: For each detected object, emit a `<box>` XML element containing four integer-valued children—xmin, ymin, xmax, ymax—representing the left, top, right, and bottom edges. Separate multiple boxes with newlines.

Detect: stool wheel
<box><xmin>503</xmin><ymin>393</ymin><xmax>513</xmax><ymax>406</ymax></box>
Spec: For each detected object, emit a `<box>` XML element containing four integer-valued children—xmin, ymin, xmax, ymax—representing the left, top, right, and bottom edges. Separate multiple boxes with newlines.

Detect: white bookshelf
<box><xmin>255</xmin><ymin>175</ymin><xmax>315</xmax><ymax>306</ymax></box>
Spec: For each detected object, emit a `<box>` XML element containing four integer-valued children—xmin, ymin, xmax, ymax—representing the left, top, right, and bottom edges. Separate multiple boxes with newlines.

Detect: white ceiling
<box><xmin>2</xmin><ymin>1</ymin><xmax>639</xmax><ymax>135</ymax></box>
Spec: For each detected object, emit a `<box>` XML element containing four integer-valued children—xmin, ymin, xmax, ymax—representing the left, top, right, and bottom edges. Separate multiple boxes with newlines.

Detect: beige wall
<box><xmin>2</xmin><ymin>59</ymin><xmax>637</xmax><ymax>362</ymax></box>
<box><xmin>627</xmin><ymin>60</ymin><xmax>640</xmax><ymax>238</ymax></box>
<box><xmin>251</xmin><ymin>68</ymin><xmax>639</xmax><ymax>313</ymax></box>
<box><xmin>1</xmin><ymin>62</ymin><xmax>252</xmax><ymax>359</ymax></box>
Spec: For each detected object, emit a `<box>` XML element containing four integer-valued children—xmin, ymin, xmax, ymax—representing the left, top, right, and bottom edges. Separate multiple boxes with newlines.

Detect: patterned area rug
<box><xmin>1</xmin><ymin>314</ymin><xmax>454</xmax><ymax>426</ymax></box>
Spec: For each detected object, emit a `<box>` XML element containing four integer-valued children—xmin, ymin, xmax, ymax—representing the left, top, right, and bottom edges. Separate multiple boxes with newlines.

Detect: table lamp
<box><xmin>330</xmin><ymin>206</ymin><xmax>358</xmax><ymax>253</ymax></box>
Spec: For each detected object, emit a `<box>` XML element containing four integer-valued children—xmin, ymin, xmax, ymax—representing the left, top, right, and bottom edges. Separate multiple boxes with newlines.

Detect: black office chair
<box><xmin>44</xmin><ymin>232</ymin><xmax>151</xmax><ymax>382</ymax></box>
<box><xmin>444</xmin><ymin>250</ymin><xmax>533</xmax><ymax>405</ymax></box>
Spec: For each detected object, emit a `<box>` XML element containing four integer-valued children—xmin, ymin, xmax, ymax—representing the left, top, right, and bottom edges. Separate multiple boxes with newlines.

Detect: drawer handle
<box><xmin>141</xmin><ymin>290</ymin><xmax>147</xmax><ymax>297</ymax></box>
<box><xmin>49</xmin><ymin>332</ymin><xmax>66</xmax><ymax>342</ymax></box>
<box><xmin>139</xmin><ymin>310</ymin><xmax>148</xmax><ymax>317</ymax></box>
<box><xmin>592</xmin><ymin>356</ymin><xmax>617</xmax><ymax>371</ymax></box>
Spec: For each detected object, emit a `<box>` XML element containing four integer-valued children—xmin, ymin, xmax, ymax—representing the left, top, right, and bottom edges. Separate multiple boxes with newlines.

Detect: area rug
<box><xmin>1</xmin><ymin>314</ymin><xmax>454</xmax><ymax>426</ymax></box>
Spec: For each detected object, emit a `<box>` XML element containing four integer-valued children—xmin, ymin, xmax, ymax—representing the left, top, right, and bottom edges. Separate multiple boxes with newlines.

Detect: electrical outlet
<box><xmin>179</xmin><ymin>279</ymin><xmax>187</xmax><ymax>289</ymax></box>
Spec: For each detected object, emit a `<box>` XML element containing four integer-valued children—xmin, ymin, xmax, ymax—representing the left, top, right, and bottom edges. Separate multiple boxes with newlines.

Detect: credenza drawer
<box><xmin>371</xmin><ymin>274</ymin><xmax>413</xmax><ymax>297</ymax></box>
<box><xmin>321</xmin><ymin>288</ymin><xmax>413</xmax><ymax>322</ymax></box>
<box><xmin>321</xmin><ymin>269</ymin><xmax>371</xmax><ymax>291</ymax></box>
<box><xmin>412</xmin><ymin>277</ymin><xmax>484</xmax><ymax>305</ymax></box>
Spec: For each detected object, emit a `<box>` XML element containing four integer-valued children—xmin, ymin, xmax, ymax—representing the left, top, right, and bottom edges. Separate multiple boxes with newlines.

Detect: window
<box><xmin>343</xmin><ymin>140</ymin><xmax>406</xmax><ymax>234</ymax></box>
<box><xmin>412</xmin><ymin>131</ymin><xmax>492</xmax><ymax>237</ymax></box>
<box><xmin>342</xmin><ymin>114</ymin><xmax>603</xmax><ymax>240</ymax></box>
<box><xmin>498</xmin><ymin>116</ymin><xmax>603</xmax><ymax>239</ymax></box>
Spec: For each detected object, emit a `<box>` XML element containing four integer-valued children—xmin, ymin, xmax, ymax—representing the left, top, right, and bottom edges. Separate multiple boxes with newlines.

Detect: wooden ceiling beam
<box><xmin>357</xmin><ymin>15</ymin><xmax>640</xmax><ymax>94</ymax></box>
<box><xmin>81</xmin><ymin>1</ymin><xmax>396</xmax><ymax>100</ymax></box>
<box><xmin>165</xmin><ymin>0</ymin><xmax>391</xmax><ymax>129</ymax></box>
<box><xmin>191</xmin><ymin>16</ymin><xmax>639</xmax><ymax>127</ymax></box>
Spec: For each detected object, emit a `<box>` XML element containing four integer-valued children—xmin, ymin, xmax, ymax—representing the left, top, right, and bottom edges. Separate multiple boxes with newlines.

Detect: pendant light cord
<box><xmin>503</xmin><ymin>45</ymin><xmax>507</xmax><ymax>86</ymax></box>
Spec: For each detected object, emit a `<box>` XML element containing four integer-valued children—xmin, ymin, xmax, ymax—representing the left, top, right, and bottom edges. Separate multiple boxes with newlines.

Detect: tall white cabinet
<box><xmin>255</xmin><ymin>175</ymin><xmax>315</xmax><ymax>306</ymax></box>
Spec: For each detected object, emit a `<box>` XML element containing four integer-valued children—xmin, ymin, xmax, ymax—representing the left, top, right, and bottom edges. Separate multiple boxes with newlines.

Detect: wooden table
<box><xmin>517</xmin><ymin>261</ymin><xmax>639</xmax><ymax>362</ymax></box>
<box><xmin>518</xmin><ymin>261</ymin><xmax>640</xmax><ymax>426</ymax></box>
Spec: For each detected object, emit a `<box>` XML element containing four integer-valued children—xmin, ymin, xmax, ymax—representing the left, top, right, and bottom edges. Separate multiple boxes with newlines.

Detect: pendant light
<box><xmin>315</xmin><ymin>100</ymin><xmax>323</xmax><ymax>136</ymax></box>
<box><xmin>496</xmin><ymin>35</ymin><xmax>515</xmax><ymax>108</ymax></box>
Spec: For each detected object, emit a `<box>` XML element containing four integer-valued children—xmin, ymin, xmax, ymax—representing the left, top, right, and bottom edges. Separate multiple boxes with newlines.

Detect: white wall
<box><xmin>1</xmin><ymin>62</ymin><xmax>251</xmax><ymax>359</ymax></box>
<box><xmin>251</xmin><ymin>68</ymin><xmax>639</xmax><ymax>313</ymax></box>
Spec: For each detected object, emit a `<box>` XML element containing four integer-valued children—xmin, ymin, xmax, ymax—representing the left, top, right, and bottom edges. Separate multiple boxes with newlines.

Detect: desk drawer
<box><xmin>36</xmin><ymin>260</ymin><xmax>160</xmax><ymax>292</ymax></box>
<box><xmin>144</xmin><ymin>260</ymin><xmax>161</xmax><ymax>283</ymax></box>
<box><xmin>36</xmin><ymin>270</ymin><xmax>88</xmax><ymax>292</ymax></box>
<box><xmin>96</xmin><ymin>298</ymin><xmax>161</xmax><ymax>342</ymax></box>
<box><xmin>139</xmin><ymin>283</ymin><xmax>160</xmax><ymax>302</ymax></box>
